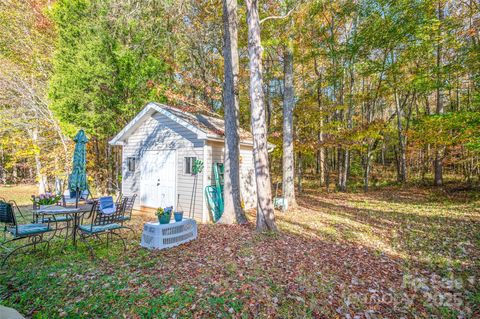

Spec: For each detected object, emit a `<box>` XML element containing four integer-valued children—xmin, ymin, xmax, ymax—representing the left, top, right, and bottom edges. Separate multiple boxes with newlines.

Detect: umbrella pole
<box><xmin>76</xmin><ymin>187</ymin><xmax>79</xmax><ymax>208</ymax></box>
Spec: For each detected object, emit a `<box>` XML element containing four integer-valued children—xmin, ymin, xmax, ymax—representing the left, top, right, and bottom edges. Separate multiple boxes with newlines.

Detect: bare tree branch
<box><xmin>260</xmin><ymin>6</ymin><xmax>296</xmax><ymax>24</ymax></box>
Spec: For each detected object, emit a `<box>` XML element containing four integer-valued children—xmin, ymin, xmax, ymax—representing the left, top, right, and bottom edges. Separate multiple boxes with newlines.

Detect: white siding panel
<box><xmin>121</xmin><ymin>112</ymin><xmax>205</xmax><ymax>220</ymax></box>
<box><xmin>176</xmin><ymin>147</ymin><xmax>204</xmax><ymax>221</ymax></box>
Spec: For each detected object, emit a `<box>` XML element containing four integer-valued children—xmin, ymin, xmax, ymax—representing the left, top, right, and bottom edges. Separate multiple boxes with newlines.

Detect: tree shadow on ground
<box><xmin>2</xmin><ymin>187</ymin><xmax>479</xmax><ymax>318</ymax></box>
<box><xmin>291</xmin><ymin>192</ymin><xmax>480</xmax><ymax>273</ymax></box>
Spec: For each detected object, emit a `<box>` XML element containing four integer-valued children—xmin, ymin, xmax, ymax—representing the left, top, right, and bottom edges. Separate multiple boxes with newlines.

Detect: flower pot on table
<box><xmin>158</xmin><ymin>211</ymin><xmax>172</xmax><ymax>224</ymax></box>
<box><xmin>174</xmin><ymin>211</ymin><xmax>184</xmax><ymax>222</ymax></box>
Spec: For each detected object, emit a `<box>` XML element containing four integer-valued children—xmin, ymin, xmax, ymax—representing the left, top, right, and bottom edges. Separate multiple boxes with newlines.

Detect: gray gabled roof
<box><xmin>109</xmin><ymin>102</ymin><xmax>258</xmax><ymax>146</ymax></box>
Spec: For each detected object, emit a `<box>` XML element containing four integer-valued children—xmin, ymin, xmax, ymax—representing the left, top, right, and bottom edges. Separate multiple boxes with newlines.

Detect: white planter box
<box><xmin>141</xmin><ymin>218</ymin><xmax>197</xmax><ymax>250</ymax></box>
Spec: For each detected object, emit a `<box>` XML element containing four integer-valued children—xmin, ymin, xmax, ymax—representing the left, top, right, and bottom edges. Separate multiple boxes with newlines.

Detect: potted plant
<box><xmin>156</xmin><ymin>206</ymin><xmax>173</xmax><ymax>224</ymax></box>
<box><xmin>174</xmin><ymin>211</ymin><xmax>183</xmax><ymax>222</ymax></box>
<box><xmin>33</xmin><ymin>193</ymin><xmax>61</xmax><ymax>209</ymax></box>
<box><xmin>174</xmin><ymin>195</ymin><xmax>184</xmax><ymax>222</ymax></box>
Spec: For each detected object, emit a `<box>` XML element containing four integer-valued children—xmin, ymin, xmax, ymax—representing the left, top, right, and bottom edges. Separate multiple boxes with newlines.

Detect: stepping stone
<box><xmin>0</xmin><ymin>306</ymin><xmax>24</xmax><ymax>319</ymax></box>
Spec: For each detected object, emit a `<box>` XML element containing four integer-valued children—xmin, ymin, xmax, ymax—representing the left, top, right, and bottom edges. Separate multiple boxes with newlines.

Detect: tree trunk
<box><xmin>324</xmin><ymin>148</ymin><xmax>330</xmax><ymax>193</ymax></box>
<box><xmin>362</xmin><ymin>148</ymin><xmax>371</xmax><ymax>192</ymax></box>
<box><xmin>218</xmin><ymin>0</ymin><xmax>246</xmax><ymax>224</ymax></box>
<box><xmin>314</xmin><ymin>57</ymin><xmax>325</xmax><ymax>187</ymax></box>
<box><xmin>337</xmin><ymin>148</ymin><xmax>348</xmax><ymax>192</ymax></box>
<box><xmin>394</xmin><ymin>90</ymin><xmax>407</xmax><ymax>183</ymax></box>
<box><xmin>27</xmin><ymin>124</ymin><xmax>46</xmax><ymax>194</ymax></box>
<box><xmin>282</xmin><ymin>43</ymin><xmax>297</xmax><ymax>210</ymax></box>
<box><xmin>35</xmin><ymin>156</ymin><xmax>47</xmax><ymax>194</ymax></box>
<box><xmin>434</xmin><ymin>0</ymin><xmax>444</xmax><ymax>186</ymax></box>
<box><xmin>297</xmin><ymin>152</ymin><xmax>303</xmax><ymax>195</ymax></box>
<box><xmin>342</xmin><ymin>65</ymin><xmax>355</xmax><ymax>191</ymax></box>
<box><xmin>342</xmin><ymin>150</ymin><xmax>349</xmax><ymax>190</ymax></box>
<box><xmin>246</xmin><ymin>0</ymin><xmax>277</xmax><ymax>232</ymax></box>
<box><xmin>12</xmin><ymin>163</ymin><xmax>17</xmax><ymax>183</ymax></box>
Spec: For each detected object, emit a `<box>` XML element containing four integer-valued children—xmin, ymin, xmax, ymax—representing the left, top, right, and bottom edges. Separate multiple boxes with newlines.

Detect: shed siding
<box><xmin>121</xmin><ymin>112</ymin><xmax>204</xmax><ymax>220</ymax></box>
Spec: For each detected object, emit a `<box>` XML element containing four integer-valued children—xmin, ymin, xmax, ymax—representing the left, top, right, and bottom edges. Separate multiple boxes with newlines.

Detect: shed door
<box><xmin>140</xmin><ymin>149</ymin><xmax>176</xmax><ymax>208</ymax></box>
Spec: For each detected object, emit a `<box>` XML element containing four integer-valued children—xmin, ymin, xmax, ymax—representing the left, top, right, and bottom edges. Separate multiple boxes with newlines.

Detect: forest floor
<box><xmin>0</xmin><ymin>183</ymin><xmax>479</xmax><ymax>318</ymax></box>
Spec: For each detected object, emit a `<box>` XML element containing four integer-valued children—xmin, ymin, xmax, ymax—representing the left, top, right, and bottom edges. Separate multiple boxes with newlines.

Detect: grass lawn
<box><xmin>0</xmin><ymin>184</ymin><xmax>479</xmax><ymax>318</ymax></box>
<box><xmin>0</xmin><ymin>184</ymin><xmax>37</xmax><ymax>205</ymax></box>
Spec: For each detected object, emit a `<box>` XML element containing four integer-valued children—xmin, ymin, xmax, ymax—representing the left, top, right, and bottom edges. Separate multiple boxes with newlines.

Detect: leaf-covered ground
<box><xmin>1</xmin><ymin>185</ymin><xmax>479</xmax><ymax>318</ymax></box>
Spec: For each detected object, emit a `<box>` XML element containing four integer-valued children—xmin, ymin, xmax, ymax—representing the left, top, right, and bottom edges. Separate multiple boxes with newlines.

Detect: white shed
<box><xmin>109</xmin><ymin>102</ymin><xmax>261</xmax><ymax>222</ymax></box>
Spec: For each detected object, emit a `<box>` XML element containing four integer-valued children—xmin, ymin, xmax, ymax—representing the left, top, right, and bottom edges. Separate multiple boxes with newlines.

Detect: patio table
<box><xmin>35</xmin><ymin>204</ymin><xmax>93</xmax><ymax>247</ymax></box>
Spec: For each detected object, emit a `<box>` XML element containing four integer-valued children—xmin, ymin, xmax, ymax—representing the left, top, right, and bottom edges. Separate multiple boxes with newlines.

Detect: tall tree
<box><xmin>282</xmin><ymin>36</ymin><xmax>297</xmax><ymax>210</ymax></box>
<box><xmin>218</xmin><ymin>0</ymin><xmax>246</xmax><ymax>224</ymax></box>
<box><xmin>434</xmin><ymin>0</ymin><xmax>445</xmax><ymax>186</ymax></box>
<box><xmin>50</xmin><ymin>0</ymin><xmax>172</xmax><ymax>191</ymax></box>
<box><xmin>0</xmin><ymin>0</ymin><xmax>69</xmax><ymax>191</ymax></box>
<box><xmin>246</xmin><ymin>0</ymin><xmax>277</xmax><ymax>232</ymax></box>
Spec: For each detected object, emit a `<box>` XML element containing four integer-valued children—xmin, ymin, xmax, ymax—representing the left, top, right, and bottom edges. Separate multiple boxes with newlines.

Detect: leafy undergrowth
<box><xmin>1</xmin><ymin>185</ymin><xmax>479</xmax><ymax>318</ymax></box>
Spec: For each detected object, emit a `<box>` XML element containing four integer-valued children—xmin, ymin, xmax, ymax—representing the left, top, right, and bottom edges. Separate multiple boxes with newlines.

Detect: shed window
<box><xmin>185</xmin><ymin>157</ymin><xmax>196</xmax><ymax>174</ymax></box>
<box><xmin>127</xmin><ymin>157</ymin><xmax>136</xmax><ymax>172</ymax></box>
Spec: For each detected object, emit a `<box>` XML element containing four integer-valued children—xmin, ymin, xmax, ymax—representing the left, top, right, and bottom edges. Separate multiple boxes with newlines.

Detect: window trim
<box><xmin>185</xmin><ymin>156</ymin><xmax>196</xmax><ymax>174</ymax></box>
<box><xmin>127</xmin><ymin>157</ymin><xmax>136</xmax><ymax>172</ymax></box>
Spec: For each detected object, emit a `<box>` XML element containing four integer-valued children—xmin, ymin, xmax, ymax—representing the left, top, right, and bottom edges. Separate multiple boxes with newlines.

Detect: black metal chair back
<box><xmin>91</xmin><ymin>198</ymin><xmax>127</xmax><ymax>227</ymax></box>
<box><xmin>115</xmin><ymin>194</ymin><xmax>124</xmax><ymax>207</ymax></box>
<box><xmin>0</xmin><ymin>201</ymin><xmax>18</xmax><ymax>238</ymax></box>
<box><xmin>123</xmin><ymin>195</ymin><xmax>137</xmax><ymax>220</ymax></box>
<box><xmin>0</xmin><ymin>202</ymin><xmax>15</xmax><ymax>225</ymax></box>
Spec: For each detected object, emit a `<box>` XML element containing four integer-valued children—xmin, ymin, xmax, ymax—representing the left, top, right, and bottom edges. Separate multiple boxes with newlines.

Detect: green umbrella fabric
<box><xmin>68</xmin><ymin>129</ymin><xmax>89</xmax><ymax>193</ymax></box>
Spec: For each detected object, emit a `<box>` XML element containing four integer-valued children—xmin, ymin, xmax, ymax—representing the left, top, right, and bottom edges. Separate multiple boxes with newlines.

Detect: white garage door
<box><xmin>140</xmin><ymin>149</ymin><xmax>176</xmax><ymax>208</ymax></box>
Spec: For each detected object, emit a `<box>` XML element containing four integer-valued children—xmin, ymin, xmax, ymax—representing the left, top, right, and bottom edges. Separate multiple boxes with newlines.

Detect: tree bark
<box><xmin>337</xmin><ymin>148</ymin><xmax>343</xmax><ymax>190</ymax></box>
<box><xmin>314</xmin><ymin>59</ymin><xmax>325</xmax><ymax>187</ymax></box>
<box><xmin>362</xmin><ymin>147</ymin><xmax>372</xmax><ymax>192</ymax></box>
<box><xmin>218</xmin><ymin>0</ymin><xmax>247</xmax><ymax>224</ymax></box>
<box><xmin>282</xmin><ymin>43</ymin><xmax>297</xmax><ymax>210</ymax></box>
<box><xmin>297</xmin><ymin>152</ymin><xmax>303</xmax><ymax>194</ymax></box>
<box><xmin>246</xmin><ymin>0</ymin><xmax>277</xmax><ymax>232</ymax></box>
<box><xmin>27</xmin><ymin>120</ymin><xmax>46</xmax><ymax>194</ymax></box>
<box><xmin>434</xmin><ymin>0</ymin><xmax>444</xmax><ymax>186</ymax></box>
<box><xmin>394</xmin><ymin>89</ymin><xmax>407</xmax><ymax>183</ymax></box>
<box><xmin>341</xmin><ymin>149</ymin><xmax>349</xmax><ymax>191</ymax></box>
<box><xmin>339</xmin><ymin>66</ymin><xmax>354</xmax><ymax>192</ymax></box>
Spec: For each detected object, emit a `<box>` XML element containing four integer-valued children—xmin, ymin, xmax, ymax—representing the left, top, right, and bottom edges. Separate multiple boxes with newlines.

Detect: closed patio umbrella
<box><xmin>68</xmin><ymin>129</ymin><xmax>88</xmax><ymax>207</ymax></box>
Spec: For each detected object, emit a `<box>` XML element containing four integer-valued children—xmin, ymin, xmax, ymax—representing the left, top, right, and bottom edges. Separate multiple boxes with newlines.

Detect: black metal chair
<box><xmin>0</xmin><ymin>201</ymin><xmax>54</xmax><ymax>267</ymax></box>
<box><xmin>115</xmin><ymin>194</ymin><xmax>124</xmax><ymax>207</ymax></box>
<box><xmin>117</xmin><ymin>194</ymin><xmax>137</xmax><ymax>236</ymax></box>
<box><xmin>3</xmin><ymin>198</ymin><xmax>26</xmax><ymax>221</ymax></box>
<box><xmin>77</xmin><ymin>198</ymin><xmax>128</xmax><ymax>258</ymax></box>
<box><xmin>117</xmin><ymin>195</ymin><xmax>136</xmax><ymax>223</ymax></box>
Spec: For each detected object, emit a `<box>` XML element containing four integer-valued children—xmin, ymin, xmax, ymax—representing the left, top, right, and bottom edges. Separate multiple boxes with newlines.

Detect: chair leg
<box><xmin>61</xmin><ymin>227</ymin><xmax>70</xmax><ymax>251</ymax></box>
<box><xmin>42</xmin><ymin>238</ymin><xmax>50</xmax><ymax>258</ymax></box>
<box><xmin>1</xmin><ymin>236</ymin><xmax>46</xmax><ymax>268</ymax></box>
<box><xmin>109</xmin><ymin>231</ymin><xmax>127</xmax><ymax>252</ymax></box>
<box><xmin>121</xmin><ymin>225</ymin><xmax>137</xmax><ymax>238</ymax></box>
<box><xmin>1</xmin><ymin>245</ymin><xmax>25</xmax><ymax>268</ymax></box>
<box><xmin>78</xmin><ymin>232</ymin><xmax>95</xmax><ymax>259</ymax></box>
<box><xmin>94</xmin><ymin>234</ymin><xmax>105</xmax><ymax>245</ymax></box>
<box><xmin>0</xmin><ymin>238</ymin><xmax>18</xmax><ymax>268</ymax></box>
